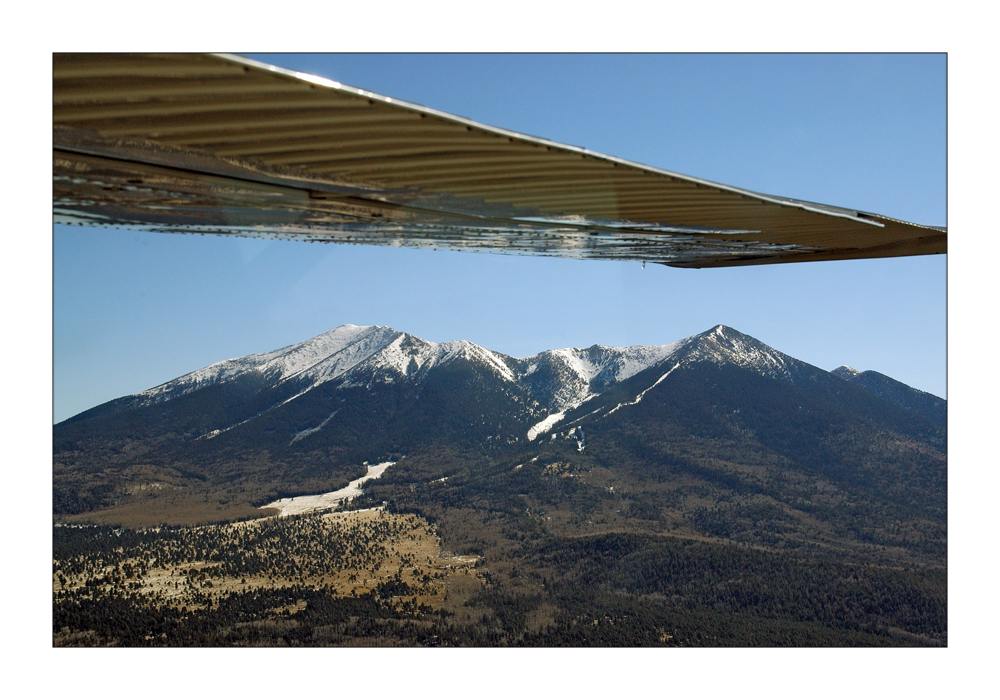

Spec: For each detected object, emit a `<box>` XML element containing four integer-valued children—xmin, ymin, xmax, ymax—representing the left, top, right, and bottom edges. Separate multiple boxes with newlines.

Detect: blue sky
<box><xmin>53</xmin><ymin>54</ymin><xmax>946</xmax><ymax>422</ymax></box>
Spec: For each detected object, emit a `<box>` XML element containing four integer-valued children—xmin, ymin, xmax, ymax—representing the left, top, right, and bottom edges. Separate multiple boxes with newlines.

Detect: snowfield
<box><xmin>260</xmin><ymin>461</ymin><xmax>394</xmax><ymax>516</ymax></box>
<box><xmin>528</xmin><ymin>412</ymin><xmax>566</xmax><ymax>441</ymax></box>
<box><xmin>548</xmin><ymin>341</ymin><xmax>681</xmax><ymax>385</ymax></box>
<box><xmin>135</xmin><ymin>324</ymin><xmax>400</xmax><ymax>409</ymax></box>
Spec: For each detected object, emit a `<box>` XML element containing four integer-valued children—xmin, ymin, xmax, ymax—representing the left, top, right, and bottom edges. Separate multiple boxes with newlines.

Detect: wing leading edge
<box><xmin>53</xmin><ymin>53</ymin><xmax>945</xmax><ymax>268</ymax></box>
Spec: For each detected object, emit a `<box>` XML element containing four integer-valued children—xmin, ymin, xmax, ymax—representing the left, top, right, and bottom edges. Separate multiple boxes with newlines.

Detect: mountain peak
<box><xmin>679</xmin><ymin>324</ymin><xmax>794</xmax><ymax>382</ymax></box>
<box><xmin>831</xmin><ymin>365</ymin><xmax>861</xmax><ymax>379</ymax></box>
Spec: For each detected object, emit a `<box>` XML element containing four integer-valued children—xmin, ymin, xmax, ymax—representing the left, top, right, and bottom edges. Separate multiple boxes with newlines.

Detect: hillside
<box><xmin>832</xmin><ymin>365</ymin><xmax>946</xmax><ymax>425</ymax></box>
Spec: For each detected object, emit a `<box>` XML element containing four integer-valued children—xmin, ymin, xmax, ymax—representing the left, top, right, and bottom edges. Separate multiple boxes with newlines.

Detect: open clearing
<box><xmin>54</xmin><ymin>508</ymin><xmax>483</xmax><ymax>611</ymax></box>
<box><xmin>260</xmin><ymin>461</ymin><xmax>394</xmax><ymax>516</ymax></box>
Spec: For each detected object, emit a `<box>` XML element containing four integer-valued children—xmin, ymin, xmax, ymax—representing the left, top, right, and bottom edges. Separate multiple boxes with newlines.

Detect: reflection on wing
<box><xmin>53</xmin><ymin>53</ymin><xmax>945</xmax><ymax>268</ymax></box>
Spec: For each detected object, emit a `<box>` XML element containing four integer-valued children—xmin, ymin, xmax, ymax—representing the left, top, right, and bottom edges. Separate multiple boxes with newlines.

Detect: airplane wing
<box><xmin>54</xmin><ymin>53</ymin><xmax>945</xmax><ymax>269</ymax></box>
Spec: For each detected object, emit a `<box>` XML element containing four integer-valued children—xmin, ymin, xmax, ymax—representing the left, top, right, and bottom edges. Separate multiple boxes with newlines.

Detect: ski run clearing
<box><xmin>261</xmin><ymin>461</ymin><xmax>394</xmax><ymax>516</ymax></box>
<box><xmin>527</xmin><ymin>412</ymin><xmax>566</xmax><ymax>441</ymax></box>
<box><xmin>604</xmin><ymin>363</ymin><xmax>682</xmax><ymax>417</ymax></box>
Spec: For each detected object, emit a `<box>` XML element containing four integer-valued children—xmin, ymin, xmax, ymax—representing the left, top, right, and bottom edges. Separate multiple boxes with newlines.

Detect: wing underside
<box><xmin>53</xmin><ymin>53</ymin><xmax>945</xmax><ymax>268</ymax></box>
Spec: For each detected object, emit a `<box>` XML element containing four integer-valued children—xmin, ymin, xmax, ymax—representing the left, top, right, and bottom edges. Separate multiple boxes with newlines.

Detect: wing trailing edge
<box><xmin>53</xmin><ymin>53</ymin><xmax>945</xmax><ymax>268</ymax></box>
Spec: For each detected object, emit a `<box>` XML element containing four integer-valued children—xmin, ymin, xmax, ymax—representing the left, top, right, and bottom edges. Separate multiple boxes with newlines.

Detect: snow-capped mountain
<box><xmin>116</xmin><ymin>325</ymin><xmax>658</xmax><ymax>417</ymax></box>
<box><xmin>129</xmin><ymin>326</ymin><xmax>642</xmax><ymax>407</ymax></box>
<box><xmin>54</xmin><ymin>323</ymin><xmax>946</xmax><ymax>520</ymax></box>
<box><xmin>58</xmin><ymin>325</ymin><xmax>940</xmax><ymax>452</ymax></box>
<box><xmin>111</xmin><ymin>323</ymin><xmax>802</xmax><ymax>435</ymax></box>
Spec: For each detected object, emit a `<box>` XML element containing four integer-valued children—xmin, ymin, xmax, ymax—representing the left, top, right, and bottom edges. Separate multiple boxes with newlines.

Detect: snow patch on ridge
<box><xmin>519</xmin><ymin>341</ymin><xmax>685</xmax><ymax>416</ymax></box>
<box><xmin>438</xmin><ymin>341</ymin><xmax>516</xmax><ymax>382</ymax></box>
<box><xmin>547</xmin><ymin>341</ymin><xmax>682</xmax><ymax>386</ymax></box>
<box><xmin>602</xmin><ymin>342</ymin><xmax>683</xmax><ymax>383</ymax></box>
<box><xmin>136</xmin><ymin>324</ymin><xmax>399</xmax><ymax>406</ymax></box>
<box><xmin>260</xmin><ymin>324</ymin><xmax>392</xmax><ymax>381</ymax></box>
<box><xmin>342</xmin><ymin>336</ymin><xmax>516</xmax><ymax>387</ymax></box>
<box><xmin>832</xmin><ymin>365</ymin><xmax>861</xmax><ymax>378</ymax></box>
<box><xmin>550</xmin><ymin>349</ymin><xmax>603</xmax><ymax>383</ymax></box>
<box><xmin>354</xmin><ymin>334</ymin><xmax>436</xmax><ymax>379</ymax></box>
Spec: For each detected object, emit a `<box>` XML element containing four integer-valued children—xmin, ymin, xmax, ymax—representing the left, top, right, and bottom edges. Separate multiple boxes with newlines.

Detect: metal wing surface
<box><xmin>53</xmin><ymin>53</ymin><xmax>945</xmax><ymax>268</ymax></box>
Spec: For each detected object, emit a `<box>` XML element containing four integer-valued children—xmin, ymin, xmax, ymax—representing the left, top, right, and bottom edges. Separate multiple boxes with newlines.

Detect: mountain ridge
<box><xmin>60</xmin><ymin>323</ymin><xmax>943</xmax><ymax>442</ymax></box>
<box><xmin>832</xmin><ymin>365</ymin><xmax>946</xmax><ymax>425</ymax></box>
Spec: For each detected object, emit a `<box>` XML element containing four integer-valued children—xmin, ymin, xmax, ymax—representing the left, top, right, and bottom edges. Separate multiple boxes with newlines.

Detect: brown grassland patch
<box><xmin>54</xmin><ymin>509</ymin><xmax>484</xmax><ymax>612</ymax></box>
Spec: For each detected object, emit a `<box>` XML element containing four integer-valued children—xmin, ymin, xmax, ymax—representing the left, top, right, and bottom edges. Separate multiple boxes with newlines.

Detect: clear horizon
<box><xmin>53</xmin><ymin>54</ymin><xmax>946</xmax><ymax>422</ymax></box>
